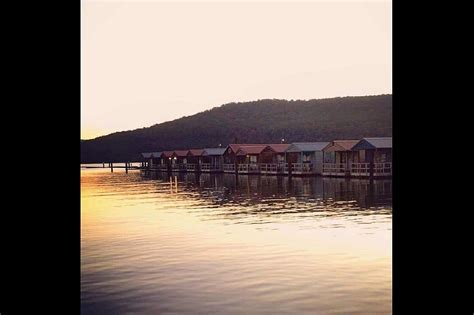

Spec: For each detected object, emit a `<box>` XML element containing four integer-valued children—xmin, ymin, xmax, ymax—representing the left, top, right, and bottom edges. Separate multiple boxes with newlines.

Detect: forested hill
<box><xmin>81</xmin><ymin>94</ymin><xmax>392</xmax><ymax>163</ymax></box>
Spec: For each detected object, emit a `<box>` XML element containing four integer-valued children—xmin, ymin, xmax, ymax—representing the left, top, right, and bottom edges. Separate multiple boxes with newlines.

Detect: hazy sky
<box><xmin>81</xmin><ymin>0</ymin><xmax>391</xmax><ymax>139</ymax></box>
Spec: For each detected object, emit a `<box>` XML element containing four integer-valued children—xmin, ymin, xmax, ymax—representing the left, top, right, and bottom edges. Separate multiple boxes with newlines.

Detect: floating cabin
<box><xmin>263</xmin><ymin>144</ymin><xmax>290</xmax><ymax>174</ymax></box>
<box><xmin>322</xmin><ymin>140</ymin><xmax>360</xmax><ymax>177</ymax></box>
<box><xmin>171</xmin><ymin>150</ymin><xmax>190</xmax><ymax>172</ymax></box>
<box><xmin>201</xmin><ymin>148</ymin><xmax>227</xmax><ymax>172</ymax></box>
<box><xmin>160</xmin><ymin>151</ymin><xmax>175</xmax><ymax>171</ymax></box>
<box><xmin>235</xmin><ymin>145</ymin><xmax>273</xmax><ymax>174</ymax></box>
<box><xmin>284</xmin><ymin>142</ymin><xmax>329</xmax><ymax>175</ymax></box>
<box><xmin>222</xmin><ymin>144</ymin><xmax>290</xmax><ymax>174</ymax></box>
<box><xmin>223</xmin><ymin>144</ymin><xmax>249</xmax><ymax>173</ymax></box>
<box><xmin>350</xmin><ymin>137</ymin><xmax>392</xmax><ymax>177</ymax></box>
<box><xmin>187</xmin><ymin>149</ymin><xmax>205</xmax><ymax>172</ymax></box>
<box><xmin>140</xmin><ymin>152</ymin><xmax>162</xmax><ymax>169</ymax></box>
<box><xmin>137</xmin><ymin>138</ymin><xmax>391</xmax><ymax>178</ymax></box>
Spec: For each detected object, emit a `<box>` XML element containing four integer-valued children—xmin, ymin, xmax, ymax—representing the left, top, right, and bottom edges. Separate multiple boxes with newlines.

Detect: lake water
<box><xmin>81</xmin><ymin>168</ymin><xmax>392</xmax><ymax>314</ymax></box>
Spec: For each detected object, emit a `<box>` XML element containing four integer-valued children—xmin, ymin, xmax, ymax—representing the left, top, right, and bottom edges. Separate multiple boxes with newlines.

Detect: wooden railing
<box><xmin>351</xmin><ymin>162</ymin><xmax>392</xmax><ymax>176</ymax></box>
<box><xmin>186</xmin><ymin>163</ymin><xmax>196</xmax><ymax>171</ymax></box>
<box><xmin>291</xmin><ymin>163</ymin><xmax>313</xmax><ymax>174</ymax></box>
<box><xmin>350</xmin><ymin>163</ymin><xmax>370</xmax><ymax>176</ymax></box>
<box><xmin>200</xmin><ymin>163</ymin><xmax>222</xmax><ymax>172</ymax></box>
<box><xmin>171</xmin><ymin>164</ymin><xmax>181</xmax><ymax>171</ymax></box>
<box><xmin>374</xmin><ymin>162</ymin><xmax>392</xmax><ymax>176</ymax></box>
<box><xmin>259</xmin><ymin>163</ymin><xmax>286</xmax><ymax>173</ymax></box>
<box><xmin>223</xmin><ymin>164</ymin><xmax>236</xmax><ymax>172</ymax></box>
<box><xmin>147</xmin><ymin>164</ymin><xmax>167</xmax><ymax>170</ymax></box>
<box><xmin>323</xmin><ymin>163</ymin><xmax>348</xmax><ymax>175</ymax></box>
<box><xmin>237</xmin><ymin>163</ymin><xmax>260</xmax><ymax>173</ymax></box>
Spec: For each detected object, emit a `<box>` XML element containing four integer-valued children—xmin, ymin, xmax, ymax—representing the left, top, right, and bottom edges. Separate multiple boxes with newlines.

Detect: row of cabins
<box><xmin>140</xmin><ymin>137</ymin><xmax>392</xmax><ymax>178</ymax></box>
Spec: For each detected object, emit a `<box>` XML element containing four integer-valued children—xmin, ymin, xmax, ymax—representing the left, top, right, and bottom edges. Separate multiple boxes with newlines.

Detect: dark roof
<box><xmin>227</xmin><ymin>144</ymin><xmax>243</xmax><ymax>153</ymax></box>
<box><xmin>322</xmin><ymin>140</ymin><xmax>359</xmax><ymax>152</ymax></box>
<box><xmin>236</xmin><ymin>145</ymin><xmax>271</xmax><ymax>156</ymax></box>
<box><xmin>227</xmin><ymin>143</ymin><xmax>289</xmax><ymax>154</ymax></box>
<box><xmin>141</xmin><ymin>152</ymin><xmax>162</xmax><ymax>158</ymax></box>
<box><xmin>352</xmin><ymin>137</ymin><xmax>392</xmax><ymax>150</ymax></box>
<box><xmin>188</xmin><ymin>149</ymin><xmax>205</xmax><ymax>156</ymax></box>
<box><xmin>203</xmin><ymin>148</ymin><xmax>227</xmax><ymax>156</ymax></box>
<box><xmin>268</xmin><ymin>144</ymin><xmax>290</xmax><ymax>153</ymax></box>
<box><xmin>286</xmin><ymin>142</ymin><xmax>329</xmax><ymax>153</ymax></box>
<box><xmin>161</xmin><ymin>151</ymin><xmax>174</xmax><ymax>158</ymax></box>
<box><xmin>173</xmin><ymin>150</ymin><xmax>190</xmax><ymax>157</ymax></box>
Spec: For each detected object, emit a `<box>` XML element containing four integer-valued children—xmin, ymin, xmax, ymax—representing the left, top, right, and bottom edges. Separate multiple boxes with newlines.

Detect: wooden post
<box><xmin>234</xmin><ymin>157</ymin><xmax>238</xmax><ymax>176</ymax></box>
<box><xmin>103</xmin><ymin>162</ymin><xmax>105</xmax><ymax>168</ymax></box>
<box><xmin>125</xmin><ymin>162</ymin><xmax>128</xmax><ymax>173</ymax></box>
<box><xmin>110</xmin><ymin>162</ymin><xmax>113</xmax><ymax>172</ymax></box>
<box><xmin>369</xmin><ymin>149</ymin><xmax>374</xmax><ymax>179</ymax></box>
<box><xmin>345</xmin><ymin>151</ymin><xmax>350</xmax><ymax>177</ymax></box>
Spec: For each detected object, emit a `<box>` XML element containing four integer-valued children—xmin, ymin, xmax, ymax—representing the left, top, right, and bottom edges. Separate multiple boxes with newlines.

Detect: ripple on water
<box><xmin>81</xmin><ymin>169</ymin><xmax>392</xmax><ymax>314</ymax></box>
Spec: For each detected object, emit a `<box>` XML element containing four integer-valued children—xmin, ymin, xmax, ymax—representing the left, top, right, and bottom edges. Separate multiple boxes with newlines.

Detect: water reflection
<box><xmin>81</xmin><ymin>169</ymin><xmax>392</xmax><ymax>314</ymax></box>
<box><xmin>141</xmin><ymin>172</ymin><xmax>392</xmax><ymax>224</ymax></box>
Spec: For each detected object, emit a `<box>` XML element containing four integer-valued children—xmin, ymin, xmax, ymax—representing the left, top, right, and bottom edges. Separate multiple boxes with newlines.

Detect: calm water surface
<box><xmin>81</xmin><ymin>168</ymin><xmax>392</xmax><ymax>314</ymax></box>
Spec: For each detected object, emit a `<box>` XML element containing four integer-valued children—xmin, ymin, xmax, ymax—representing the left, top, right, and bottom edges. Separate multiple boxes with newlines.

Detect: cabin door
<box><xmin>366</xmin><ymin>150</ymin><xmax>374</xmax><ymax>163</ymax></box>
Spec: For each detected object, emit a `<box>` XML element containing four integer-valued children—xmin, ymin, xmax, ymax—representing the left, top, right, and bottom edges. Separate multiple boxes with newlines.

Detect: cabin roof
<box><xmin>141</xmin><ymin>152</ymin><xmax>162</xmax><ymax>158</ymax></box>
<box><xmin>323</xmin><ymin>140</ymin><xmax>359</xmax><ymax>152</ymax></box>
<box><xmin>173</xmin><ymin>150</ymin><xmax>190</xmax><ymax>157</ymax></box>
<box><xmin>352</xmin><ymin>137</ymin><xmax>392</xmax><ymax>150</ymax></box>
<box><xmin>228</xmin><ymin>143</ymin><xmax>289</xmax><ymax>154</ymax></box>
<box><xmin>161</xmin><ymin>151</ymin><xmax>175</xmax><ymax>158</ymax></box>
<box><xmin>236</xmin><ymin>145</ymin><xmax>271</xmax><ymax>156</ymax></box>
<box><xmin>285</xmin><ymin>142</ymin><xmax>329</xmax><ymax>153</ymax></box>
<box><xmin>227</xmin><ymin>144</ymin><xmax>243</xmax><ymax>153</ymax></box>
<box><xmin>268</xmin><ymin>144</ymin><xmax>290</xmax><ymax>153</ymax></box>
<box><xmin>203</xmin><ymin>147</ymin><xmax>227</xmax><ymax>156</ymax></box>
<box><xmin>188</xmin><ymin>149</ymin><xmax>205</xmax><ymax>156</ymax></box>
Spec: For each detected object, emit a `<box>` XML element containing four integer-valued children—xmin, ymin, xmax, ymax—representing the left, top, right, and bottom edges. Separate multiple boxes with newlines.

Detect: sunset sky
<box><xmin>81</xmin><ymin>0</ymin><xmax>391</xmax><ymax>140</ymax></box>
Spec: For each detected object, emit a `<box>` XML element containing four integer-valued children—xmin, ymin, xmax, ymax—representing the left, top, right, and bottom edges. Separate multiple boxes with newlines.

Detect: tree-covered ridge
<box><xmin>81</xmin><ymin>94</ymin><xmax>392</xmax><ymax>163</ymax></box>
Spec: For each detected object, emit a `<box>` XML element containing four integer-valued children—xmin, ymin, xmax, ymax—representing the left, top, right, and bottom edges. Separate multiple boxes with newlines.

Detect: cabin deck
<box><xmin>200</xmin><ymin>163</ymin><xmax>223</xmax><ymax>173</ymax></box>
<box><xmin>223</xmin><ymin>164</ymin><xmax>236</xmax><ymax>173</ymax></box>
<box><xmin>322</xmin><ymin>163</ymin><xmax>349</xmax><ymax>177</ymax></box>
<box><xmin>237</xmin><ymin>163</ymin><xmax>260</xmax><ymax>175</ymax></box>
<box><xmin>259</xmin><ymin>163</ymin><xmax>282</xmax><ymax>175</ymax></box>
<box><xmin>346</xmin><ymin>162</ymin><xmax>393</xmax><ymax>177</ymax></box>
<box><xmin>289</xmin><ymin>163</ymin><xmax>315</xmax><ymax>176</ymax></box>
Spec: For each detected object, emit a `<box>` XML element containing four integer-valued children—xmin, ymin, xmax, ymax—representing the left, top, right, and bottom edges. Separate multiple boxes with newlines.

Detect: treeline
<box><xmin>81</xmin><ymin>94</ymin><xmax>392</xmax><ymax>163</ymax></box>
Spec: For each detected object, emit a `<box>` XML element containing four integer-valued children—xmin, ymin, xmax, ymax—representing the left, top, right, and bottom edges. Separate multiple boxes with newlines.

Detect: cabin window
<box><xmin>183</xmin><ymin>158</ymin><xmax>187</xmax><ymax>164</ymax></box>
<box><xmin>303</xmin><ymin>153</ymin><xmax>311</xmax><ymax>163</ymax></box>
<box><xmin>359</xmin><ymin>150</ymin><xmax>366</xmax><ymax>163</ymax></box>
<box><xmin>249</xmin><ymin>155</ymin><xmax>257</xmax><ymax>164</ymax></box>
<box><xmin>340</xmin><ymin>153</ymin><xmax>346</xmax><ymax>163</ymax></box>
<box><xmin>378</xmin><ymin>152</ymin><xmax>391</xmax><ymax>163</ymax></box>
<box><xmin>324</xmin><ymin>152</ymin><xmax>335</xmax><ymax>163</ymax></box>
<box><xmin>277</xmin><ymin>154</ymin><xmax>285</xmax><ymax>163</ymax></box>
